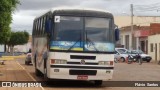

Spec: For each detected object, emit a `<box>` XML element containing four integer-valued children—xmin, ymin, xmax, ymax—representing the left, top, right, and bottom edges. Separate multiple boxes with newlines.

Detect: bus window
<box><xmin>55</xmin><ymin>16</ymin><xmax>83</xmax><ymax>41</ymax></box>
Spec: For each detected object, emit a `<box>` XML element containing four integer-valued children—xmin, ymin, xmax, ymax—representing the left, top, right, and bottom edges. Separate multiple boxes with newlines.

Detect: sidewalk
<box><xmin>0</xmin><ymin>60</ymin><xmax>43</xmax><ymax>90</ymax></box>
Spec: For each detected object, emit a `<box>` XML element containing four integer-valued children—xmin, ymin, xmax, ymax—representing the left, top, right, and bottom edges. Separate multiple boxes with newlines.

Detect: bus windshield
<box><xmin>50</xmin><ymin>16</ymin><xmax>115</xmax><ymax>52</ymax></box>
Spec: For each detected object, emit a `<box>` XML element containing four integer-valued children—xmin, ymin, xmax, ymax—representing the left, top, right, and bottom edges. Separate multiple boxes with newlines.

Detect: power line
<box><xmin>133</xmin><ymin>2</ymin><xmax>160</xmax><ymax>12</ymax></box>
<box><xmin>134</xmin><ymin>2</ymin><xmax>160</xmax><ymax>7</ymax></box>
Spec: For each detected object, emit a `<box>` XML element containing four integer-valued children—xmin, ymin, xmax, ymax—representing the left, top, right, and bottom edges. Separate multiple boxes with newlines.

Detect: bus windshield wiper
<box><xmin>67</xmin><ymin>38</ymin><xmax>81</xmax><ymax>52</ymax></box>
<box><xmin>85</xmin><ymin>31</ymin><xmax>99</xmax><ymax>52</ymax></box>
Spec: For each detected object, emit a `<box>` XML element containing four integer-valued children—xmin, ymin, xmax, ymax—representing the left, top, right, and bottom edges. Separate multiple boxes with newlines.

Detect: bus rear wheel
<box><xmin>94</xmin><ymin>80</ymin><xmax>102</xmax><ymax>86</ymax></box>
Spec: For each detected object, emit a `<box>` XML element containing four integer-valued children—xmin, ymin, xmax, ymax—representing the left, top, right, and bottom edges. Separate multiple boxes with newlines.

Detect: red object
<box><xmin>134</xmin><ymin>30</ymin><xmax>150</xmax><ymax>37</ymax></box>
<box><xmin>77</xmin><ymin>75</ymin><xmax>88</xmax><ymax>80</ymax></box>
<box><xmin>126</xmin><ymin>57</ymin><xmax>128</xmax><ymax>63</ymax></box>
<box><xmin>110</xmin><ymin>61</ymin><xmax>114</xmax><ymax>65</ymax></box>
<box><xmin>50</xmin><ymin>59</ymin><xmax>55</xmax><ymax>64</ymax></box>
<box><xmin>150</xmin><ymin>23</ymin><xmax>160</xmax><ymax>35</ymax></box>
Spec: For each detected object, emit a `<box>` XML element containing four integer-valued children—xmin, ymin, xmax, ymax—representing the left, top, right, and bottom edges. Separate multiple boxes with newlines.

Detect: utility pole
<box><xmin>130</xmin><ymin>4</ymin><xmax>134</xmax><ymax>50</ymax></box>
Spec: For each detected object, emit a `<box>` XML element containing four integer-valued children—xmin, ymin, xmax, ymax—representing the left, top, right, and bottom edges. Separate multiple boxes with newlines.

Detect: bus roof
<box><xmin>51</xmin><ymin>7</ymin><xmax>110</xmax><ymax>13</ymax></box>
<box><xmin>35</xmin><ymin>7</ymin><xmax>112</xmax><ymax>20</ymax></box>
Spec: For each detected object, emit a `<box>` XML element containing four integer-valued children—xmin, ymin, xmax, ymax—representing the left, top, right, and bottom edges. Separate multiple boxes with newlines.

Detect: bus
<box><xmin>32</xmin><ymin>8</ymin><xmax>119</xmax><ymax>86</ymax></box>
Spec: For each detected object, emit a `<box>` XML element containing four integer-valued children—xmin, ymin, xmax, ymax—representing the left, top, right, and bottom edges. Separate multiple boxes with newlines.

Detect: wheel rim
<box><xmin>120</xmin><ymin>58</ymin><xmax>125</xmax><ymax>62</ymax></box>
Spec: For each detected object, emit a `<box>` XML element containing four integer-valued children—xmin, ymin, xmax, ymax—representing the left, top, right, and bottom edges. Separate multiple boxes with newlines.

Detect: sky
<box><xmin>11</xmin><ymin>0</ymin><xmax>160</xmax><ymax>34</ymax></box>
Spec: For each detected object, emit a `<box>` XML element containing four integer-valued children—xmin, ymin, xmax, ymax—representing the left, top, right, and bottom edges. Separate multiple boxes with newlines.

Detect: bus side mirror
<box><xmin>115</xmin><ymin>28</ymin><xmax>120</xmax><ymax>41</ymax></box>
<box><xmin>45</xmin><ymin>20</ymin><xmax>52</xmax><ymax>33</ymax></box>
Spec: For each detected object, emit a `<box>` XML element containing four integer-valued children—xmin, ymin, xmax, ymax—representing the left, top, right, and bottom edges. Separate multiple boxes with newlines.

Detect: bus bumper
<box><xmin>48</xmin><ymin>68</ymin><xmax>113</xmax><ymax>81</ymax></box>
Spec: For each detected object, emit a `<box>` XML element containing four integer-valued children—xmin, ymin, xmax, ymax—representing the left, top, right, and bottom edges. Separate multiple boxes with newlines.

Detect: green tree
<box><xmin>7</xmin><ymin>31</ymin><xmax>29</xmax><ymax>53</ymax></box>
<box><xmin>23</xmin><ymin>30</ymin><xmax>30</xmax><ymax>43</ymax></box>
<box><xmin>0</xmin><ymin>0</ymin><xmax>20</xmax><ymax>51</ymax></box>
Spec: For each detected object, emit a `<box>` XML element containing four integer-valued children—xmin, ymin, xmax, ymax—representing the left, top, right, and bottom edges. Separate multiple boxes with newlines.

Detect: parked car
<box><xmin>114</xmin><ymin>48</ymin><xmax>128</xmax><ymax>62</ymax></box>
<box><xmin>128</xmin><ymin>50</ymin><xmax>152</xmax><ymax>62</ymax></box>
<box><xmin>25</xmin><ymin>49</ymin><xmax>32</xmax><ymax>65</ymax></box>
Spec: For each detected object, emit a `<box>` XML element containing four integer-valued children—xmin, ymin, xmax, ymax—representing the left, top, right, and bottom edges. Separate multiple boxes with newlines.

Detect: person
<box><xmin>28</xmin><ymin>48</ymin><xmax>31</xmax><ymax>53</ymax></box>
<box><xmin>137</xmin><ymin>53</ymin><xmax>142</xmax><ymax>65</ymax></box>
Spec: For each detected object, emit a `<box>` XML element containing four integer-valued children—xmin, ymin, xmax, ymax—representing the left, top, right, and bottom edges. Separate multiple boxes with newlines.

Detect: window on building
<box><xmin>125</xmin><ymin>35</ymin><xmax>129</xmax><ymax>49</ymax></box>
<box><xmin>150</xmin><ymin>43</ymin><xmax>153</xmax><ymax>52</ymax></box>
<box><xmin>120</xmin><ymin>35</ymin><xmax>123</xmax><ymax>45</ymax></box>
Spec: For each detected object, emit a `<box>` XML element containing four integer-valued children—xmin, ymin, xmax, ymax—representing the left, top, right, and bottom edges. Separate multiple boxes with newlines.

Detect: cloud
<box><xmin>17</xmin><ymin>0</ymin><xmax>82</xmax><ymax>10</ymax></box>
<box><xmin>11</xmin><ymin>0</ymin><xmax>160</xmax><ymax>34</ymax></box>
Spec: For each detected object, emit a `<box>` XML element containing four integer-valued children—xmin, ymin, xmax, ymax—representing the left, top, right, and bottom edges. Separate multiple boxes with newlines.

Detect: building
<box><xmin>119</xmin><ymin>25</ymin><xmax>150</xmax><ymax>53</ymax></box>
<box><xmin>134</xmin><ymin>26</ymin><xmax>150</xmax><ymax>54</ymax></box>
<box><xmin>114</xmin><ymin>16</ymin><xmax>160</xmax><ymax>52</ymax></box>
<box><xmin>117</xmin><ymin>21</ymin><xmax>160</xmax><ymax>62</ymax></box>
<box><xmin>148</xmin><ymin>23</ymin><xmax>160</xmax><ymax>62</ymax></box>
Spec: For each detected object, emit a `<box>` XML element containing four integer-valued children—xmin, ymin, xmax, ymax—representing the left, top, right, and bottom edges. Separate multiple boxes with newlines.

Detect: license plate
<box><xmin>77</xmin><ymin>75</ymin><xmax>88</xmax><ymax>80</ymax></box>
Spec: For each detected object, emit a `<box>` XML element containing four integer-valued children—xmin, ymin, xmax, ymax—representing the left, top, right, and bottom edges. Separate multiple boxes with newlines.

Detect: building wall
<box><xmin>114</xmin><ymin>16</ymin><xmax>160</xmax><ymax>28</ymax></box>
<box><xmin>119</xmin><ymin>26</ymin><xmax>140</xmax><ymax>50</ymax></box>
<box><xmin>120</xmin><ymin>30</ymin><xmax>131</xmax><ymax>49</ymax></box>
<box><xmin>148</xmin><ymin>35</ymin><xmax>160</xmax><ymax>62</ymax></box>
<box><xmin>0</xmin><ymin>45</ymin><xmax>4</xmax><ymax>52</ymax></box>
<box><xmin>13</xmin><ymin>35</ymin><xmax>32</xmax><ymax>52</ymax></box>
<box><xmin>14</xmin><ymin>42</ymin><xmax>31</xmax><ymax>52</ymax></box>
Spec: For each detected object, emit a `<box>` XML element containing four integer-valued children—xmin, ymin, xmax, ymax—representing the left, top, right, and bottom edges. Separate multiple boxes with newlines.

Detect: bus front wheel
<box><xmin>35</xmin><ymin>67</ymin><xmax>42</xmax><ymax>76</ymax></box>
<box><xmin>44</xmin><ymin>60</ymin><xmax>51</xmax><ymax>82</ymax></box>
<box><xmin>94</xmin><ymin>80</ymin><xmax>102</xmax><ymax>86</ymax></box>
<box><xmin>35</xmin><ymin>56</ymin><xmax>42</xmax><ymax>76</ymax></box>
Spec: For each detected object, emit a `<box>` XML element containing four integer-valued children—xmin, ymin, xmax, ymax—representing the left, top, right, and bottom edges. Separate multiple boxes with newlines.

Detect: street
<box><xmin>0</xmin><ymin>59</ymin><xmax>160</xmax><ymax>90</ymax></box>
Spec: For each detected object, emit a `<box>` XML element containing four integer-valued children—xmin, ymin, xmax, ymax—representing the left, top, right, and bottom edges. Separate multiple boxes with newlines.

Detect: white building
<box><xmin>114</xmin><ymin>16</ymin><xmax>160</xmax><ymax>51</ymax></box>
<box><xmin>14</xmin><ymin>36</ymin><xmax>32</xmax><ymax>52</ymax></box>
<box><xmin>148</xmin><ymin>35</ymin><xmax>160</xmax><ymax>62</ymax></box>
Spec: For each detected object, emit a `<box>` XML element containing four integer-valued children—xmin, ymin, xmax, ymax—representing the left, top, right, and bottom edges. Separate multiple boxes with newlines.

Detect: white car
<box><xmin>128</xmin><ymin>50</ymin><xmax>152</xmax><ymax>62</ymax></box>
<box><xmin>25</xmin><ymin>49</ymin><xmax>32</xmax><ymax>65</ymax></box>
<box><xmin>25</xmin><ymin>53</ymin><xmax>32</xmax><ymax>65</ymax></box>
<box><xmin>114</xmin><ymin>48</ymin><xmax>128</xmax><ymax>62</ymax></box>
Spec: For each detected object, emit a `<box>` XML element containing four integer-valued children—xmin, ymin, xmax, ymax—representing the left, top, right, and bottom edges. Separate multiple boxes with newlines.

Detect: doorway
<box><xmin>140</xmin><ymin>41</ymin><xmax>145</xmax><ymax>52</ymax></box>
<box><xmin>155</xmin><ymin>43</ymin><xmax>157</xmax><ymax>61</ymax></box>
<box><xmin>159</xmin><ymin>43</ymin><xmax>160</xmax><ymax>62</ymax></box>
<box><xmin>146</xmin><ymin>40</ymin><xmax>148</xmax><ymax>54</ymax></box>
<box><xmin>125</xmin><ymin>35</ymin><xmax>129</xmax><ymax>49</ymax></box>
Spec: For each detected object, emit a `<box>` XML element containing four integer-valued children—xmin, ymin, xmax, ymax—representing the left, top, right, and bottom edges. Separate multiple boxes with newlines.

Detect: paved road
<box><xmin>1</xmin><ymin>59</ymin><xmax>160</xmax><ymax>90</ymax></box>
<box><xmin>0</xmin><ymin>60</ymin><xmax>43</xmax><ymax>90</ymax></box>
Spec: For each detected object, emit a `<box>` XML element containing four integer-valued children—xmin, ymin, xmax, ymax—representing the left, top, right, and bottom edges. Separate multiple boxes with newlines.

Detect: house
<box><xmin>148</xmin><ymin>23</ymin><xmax>160</xmax><ymax>62</ymax></box>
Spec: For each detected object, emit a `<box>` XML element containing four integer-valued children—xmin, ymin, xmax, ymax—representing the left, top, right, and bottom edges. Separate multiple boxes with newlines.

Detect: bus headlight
<box><xmin>98</xmin><ymin>61</ymin><xmax>113</xmax><ymax>65</ymax></box>
<box><xmin>50</xmin><ymin>59</ymin><xmax>67</xmax><ymax>64</ymax></box>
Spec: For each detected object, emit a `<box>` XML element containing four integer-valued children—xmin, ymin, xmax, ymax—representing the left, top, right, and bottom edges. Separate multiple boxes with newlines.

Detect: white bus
<box><xmin>32</xmin><ymin>8</ymin><xmax>119</xmax><ymax>86</ymax></box>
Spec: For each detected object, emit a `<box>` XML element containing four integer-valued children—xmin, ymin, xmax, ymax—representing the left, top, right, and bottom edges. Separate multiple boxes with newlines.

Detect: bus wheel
<box><xmin>35</xmin><ymin>67</ymin><xmax>42</xmax><ymax>76</ymax></box>
<box><xmin>35</xmin><ymin>57</ymin><xmax>42</xmax><ymax>76</ymax></box>
<box><xmin>44</xmin><ymin>68</ymin><xmax>48</xmax><ymax>80</ymax></box>
<box><xmin>44</xmin><ymin>60</ymin><xmax>51</xmax><ymax>83</ymax></box>
<box><xmin>94</xmin><ymin>80</ymin><xmax>102</xmax><ymax>86</ymax></box>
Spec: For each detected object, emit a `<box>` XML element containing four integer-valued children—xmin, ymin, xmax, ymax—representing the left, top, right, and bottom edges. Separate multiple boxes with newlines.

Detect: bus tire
<box><xmin>44</xmin><ymin>60</ymin><xmax>51</xmax><ymax>82</ymax></box>
<box><xmin>94</xmin><ymin>80</ymin><xmax>102</xmax><ymax>86</ymax></box>
<box><xmin>35</xmin><ymin>56</ymin><xmax>42</xmax><ymax>76</ymax></box>
<box><xmin>35</xmin><ymin>68</ymin><xmax>42</xmax><ymax>76</ymax></box>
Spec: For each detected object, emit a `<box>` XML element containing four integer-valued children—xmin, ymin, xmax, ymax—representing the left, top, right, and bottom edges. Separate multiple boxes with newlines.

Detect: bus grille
<box><xmin>69</xmin><ymin>70</ymin><xmax>97</xmax><ymax>75</ymax></box>
<box><xmin>70</xmin><ymin>55</ymin><xmax>96</xmax><ymax>60</ymax></box>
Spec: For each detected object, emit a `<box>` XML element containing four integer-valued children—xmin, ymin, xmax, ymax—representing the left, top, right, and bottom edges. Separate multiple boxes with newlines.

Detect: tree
<box><xmin>0</xmin><ymin>0</ymin><xmax>20</xmax><ymax>51</ymax></box>
<box><xmin>7</xmin><ymin>31</ymin><xmax>29</xmax><ymax>53</ymax></box>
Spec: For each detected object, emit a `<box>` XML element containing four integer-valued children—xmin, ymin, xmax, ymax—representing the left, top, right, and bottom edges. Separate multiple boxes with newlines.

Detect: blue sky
<box><xmin>11</xmin><ymin>0</ymin><xmax>160</xmax><ymax>34</ymax></box>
